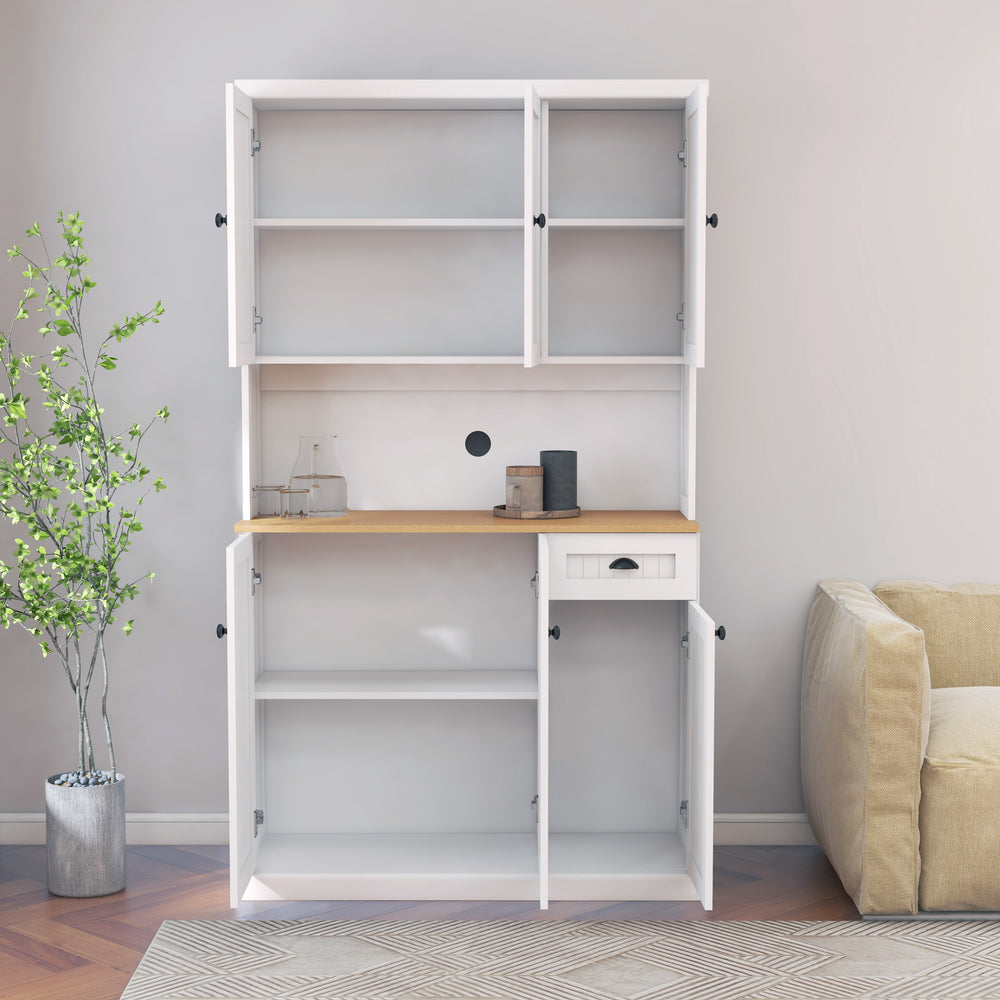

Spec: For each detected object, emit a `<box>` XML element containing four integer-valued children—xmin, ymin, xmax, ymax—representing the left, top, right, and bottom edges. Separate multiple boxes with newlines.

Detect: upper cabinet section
<box><xmin>226</xmin><ymin>80</ymin><xmax>708</xmax><ymax>368</ymax></box>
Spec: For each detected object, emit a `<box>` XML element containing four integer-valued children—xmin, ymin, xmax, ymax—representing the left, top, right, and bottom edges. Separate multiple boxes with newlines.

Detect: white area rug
<box><xmin>120</xmin><ymin>917</ymin><xmax>1000</xmax><ymax>1000</ymax></box>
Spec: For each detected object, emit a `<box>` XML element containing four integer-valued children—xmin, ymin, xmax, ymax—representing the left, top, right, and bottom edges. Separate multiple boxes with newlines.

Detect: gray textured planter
<box><xmin>45</xmin><ymin>773</ymin><xmax>125</xmax><ymax>897</ymax></box>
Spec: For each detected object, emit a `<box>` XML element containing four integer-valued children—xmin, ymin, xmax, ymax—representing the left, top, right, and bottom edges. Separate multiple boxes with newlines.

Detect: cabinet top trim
<box><xmin>234</xmin><ymin>510</ymin><xmax>699</xmax><ymax>535</ymax></box>
<box><xmin>233</xmin><ymin>79</ymin><xmax>708</xmax><ymax>111</ymax></box>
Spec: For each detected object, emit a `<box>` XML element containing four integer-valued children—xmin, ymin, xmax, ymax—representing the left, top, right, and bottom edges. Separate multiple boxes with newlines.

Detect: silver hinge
<box><xmin>251</xmin><ymin>128</ymin><xmax>261</xmax><ymax>157</ymax></box>
<box><xmin>530</xmin><ymin>571</ymin><xmax>539</xmax><ymax>599</ymax></box>
<box><xmin>679</xmin><ymin>800</ymin><xmax>689</xmax><ymax>828</ymax></box>
<box><xmin>677</xmin><ymin>138</ymin><xmax>687</xmax><ymax>166</ymax></box>
<box><xmin>254</xmin><ymin>808</ymin><xmax>264</xmax><ymax>836</ymax></box>
<box><xmin>530</xmin><ymin>794</ymin><xmax>539</xmax><ymax>823</ymax></box>
<box><xmin>681</xmin><ymin>632</ymin><xmax>690</xmax><ymax>658</ymax></box>
<box><xmin>253</xmin><ymin>306</ymin><xmax>263</xmax><ymax>333</ymax></box>
<box><xmin>251</xmin><ymin>567</ymin><xmax>262</xmax><ymax>596</ymax></box>
<box><xmin>676</xmin><ymin>303</ymin><xmax>685</xmax><ymax>330</ymax></box>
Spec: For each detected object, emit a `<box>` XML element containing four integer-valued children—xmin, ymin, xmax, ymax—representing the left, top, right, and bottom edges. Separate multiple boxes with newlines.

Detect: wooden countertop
<box><xmin>235</xmin><ymin>509</ymin><xmax>698</xmax><ymax>534</ymax></box>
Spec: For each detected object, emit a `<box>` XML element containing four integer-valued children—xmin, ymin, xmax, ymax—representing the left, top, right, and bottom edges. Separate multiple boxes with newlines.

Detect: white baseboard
<box><xmin>2</xmin><ymin>812</ymin><xmax>816</xmax><ymax>848</ymax></box>
<box><xmin>0</xmin><ymin>812</ymin><xmax>229</xmax><ymax>846</ymax></box>
<box><xmin>714</xmin><ymin>812</ymin><xmax>817</xmax><ymax>846</ymax></box>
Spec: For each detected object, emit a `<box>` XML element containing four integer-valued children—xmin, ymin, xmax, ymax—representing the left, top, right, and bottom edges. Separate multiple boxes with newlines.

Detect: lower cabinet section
<box><xmin>226</xmin><ymin>527</ymin><xmax>715</xmax><ymax>909</ymax></box>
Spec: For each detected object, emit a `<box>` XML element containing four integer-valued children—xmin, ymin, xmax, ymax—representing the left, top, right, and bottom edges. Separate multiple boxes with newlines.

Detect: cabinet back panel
<box><xmin>262</xmin><ymin>700</ymin><xmax>536</xmax><ymax>833</ymax></box>
<box><xmin>257</xmin><ymin>230</ymin><xmax>522</xmax><ymax>357</ymax></box>
<box><xmin>548</xmin><ymin>230</ymin><xmax>683</xmax><ymax>357</ymax></box>
<box><xmin>549</xmin><ymin>601</ymin><xmax>681</xmax><ymax>833</ymax></box>
<box><xmin>260</xmin><ymin>388</ymin><xmax>681</xmax><ymax>510</ymax></box>
<box><xmin>256</xmin><ymin>109</ymin><xmax>524</xmax><ymax>219</ymax></box>
<box><xmin>547</xmin><ymin>110</ymin><xmax>684</xmax><ymax>219</ymax></box>
<box><xmin>261</xmin><ymin>534</ymin><xmax>536</xmax><ymax>670</ymax></box>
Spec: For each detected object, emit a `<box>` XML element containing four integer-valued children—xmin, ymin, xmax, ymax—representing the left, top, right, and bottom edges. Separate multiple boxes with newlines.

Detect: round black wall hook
<box><xmin>215</xmin><ymin>213</ymin><xmax>227</xmax><ymax>228</ymax></box>
<box><xmin>706</xmin><ymin>213</ymin><xmax>718</xmax><ymax>228</ymax></box>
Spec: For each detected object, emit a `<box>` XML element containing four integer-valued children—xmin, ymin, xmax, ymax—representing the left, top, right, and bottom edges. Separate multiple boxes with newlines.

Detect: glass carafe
<box><xmin>289</xmin><ymin>435</ymin><xmax>349</xmax><ymax>517</ymax></box>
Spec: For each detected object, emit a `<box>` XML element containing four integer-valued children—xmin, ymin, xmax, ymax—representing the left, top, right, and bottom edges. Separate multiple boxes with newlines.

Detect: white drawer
<box><xmin>545</xmin><ymin>533</ymin><xmax>698</xmax><ymax>601</ymax></box>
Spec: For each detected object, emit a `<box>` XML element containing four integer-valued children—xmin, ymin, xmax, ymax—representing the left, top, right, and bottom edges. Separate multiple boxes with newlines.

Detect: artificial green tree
<box><xmin>0</xmin><ymin>213</ymin><xmax>168</xmax><ymax>781</ymax></box>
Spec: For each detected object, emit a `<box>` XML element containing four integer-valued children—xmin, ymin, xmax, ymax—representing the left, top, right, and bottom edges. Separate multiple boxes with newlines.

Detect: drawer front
<box><xmin>546</xmin><ymin>533</ymin><xmax>698</xmax><ymax>601</ymax></box>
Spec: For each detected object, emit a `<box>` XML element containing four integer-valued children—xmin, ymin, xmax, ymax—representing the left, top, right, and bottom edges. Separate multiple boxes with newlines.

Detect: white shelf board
<box><xmin>255</xmin><ymin>669</ymin><xmax>538</xmax><ymax>700</ymax></box>
<box><xmin>544</xmin><ymin>355</ymin><xmax>686</xmax><ymax>365</ymax></box>
<box><xmin>549</xmin><ymin>832</ymin><xmax>685</xmax><ymax>874</ymax></box>
<box><xmin>255</xmin><ymin>218</ymin><xmax>524</xmax><ymax>231</ymax></box>
<box><xmin>548</xmin><ymin>218</ymin><xmax>685</xmax><ymax>230</ymax></box>
<box><xmin>247</xmin><ymin>833</ymin><xmax>539</xmax><ymax>900</ymax></box>
<box><xmin>253</xmin><ymin>355</ymin><xmax>527</xmax><ymax>366</ymax></box>
<box><xmin>548</xmin><ymin>832</ymin><xmax>698</xmax><ymax>901</ymax></box>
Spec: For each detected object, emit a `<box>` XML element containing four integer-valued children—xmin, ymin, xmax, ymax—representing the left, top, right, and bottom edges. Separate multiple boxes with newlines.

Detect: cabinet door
<box><xmin>226</xmin><ymin>84</ymin><xmax>255</xmax><ymax>366</ymax></box>
<box><xmin>683</xmin><ymin>85</ymin><xmax>708</xmax><ymax>367</ymax></box>
<box><xmin>226</xmin><ymin>533</ymin><xmax>257</xmax><ymax>905</ymax></box>
<box><xmin>684</xmin><ymin>600</ymin><xmax>715</xmax><ymax>908</ymax></box>
<box><xmin>524</xmin><ymin>87</ymin><xmax>543</xmax><ymax>367</ymax></box>
<box><xmin>535</xmin><ymin>535</ymin><xmax>550</xmax><ymax>907</ymax></box>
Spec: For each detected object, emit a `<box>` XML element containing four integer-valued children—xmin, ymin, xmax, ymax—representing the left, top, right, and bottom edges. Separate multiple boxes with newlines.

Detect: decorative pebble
<box><xmin>51</xmin><ymin>770</ymin><xmax>117</xmax><ymax>787</ymax></box>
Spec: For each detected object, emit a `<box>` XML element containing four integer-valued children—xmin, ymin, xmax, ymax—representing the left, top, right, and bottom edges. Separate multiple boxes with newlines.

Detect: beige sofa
<box><xmin>802</xmin><ymin>579</ymin><xmax>1000</xmax><ymax>915</ymax></box>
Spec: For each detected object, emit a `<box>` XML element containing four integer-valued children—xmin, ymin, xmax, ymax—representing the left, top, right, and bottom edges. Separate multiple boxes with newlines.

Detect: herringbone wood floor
<box><xmin>0</xmin><ymin>844</ymin><xmax>856</xmax><ymax>1000</ymax></box>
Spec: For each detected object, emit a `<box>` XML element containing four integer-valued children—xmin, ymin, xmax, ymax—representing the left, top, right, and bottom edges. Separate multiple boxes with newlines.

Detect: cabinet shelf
<box><xmin>255</xmin><ymin>217</ymin><xmax>524</xmax><ymax>230</ymax></box>
<box><xmin>236</xmin><ymin>510</ymin><xmax>699</xmax><ymax>534</ymax></box>
<box><xmin>251</xmin><ymin>355</ymin><xmax>526</xmax><ymax>366</ymax></box>
<box><xmin>548</xmin><ymin>833</ymin><xmax>698</xmax><ymax>901</ymax></box>
<box><xmin>248</xmin><ymin>833</ymin><xmax>539</xmax><ymax>900</ymax></box>
<box><xmin>255</xmin><ymin>669</ymin><xmax>538</xmax><ymax>701</ymax></box>
<box><xmin>548</xmin><ymin>218</ymin><xmax>685</xmax><ymax>230</ymax></box>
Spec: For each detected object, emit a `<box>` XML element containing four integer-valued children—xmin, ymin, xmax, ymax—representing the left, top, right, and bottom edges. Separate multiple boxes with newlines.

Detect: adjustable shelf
<box><xmin>547</xmin><ymin>218</ymin><xmax>685</xmax><ymax>230</ymax></box>
<box><xmin>255</xmin><ymin>669</ymin><xmax>538</xmax><ymax>701</ymax></box>
<box><xmin>254</xmin><ymin>218</ymin><xmax>524</xmax><ymax>230</ymax></box>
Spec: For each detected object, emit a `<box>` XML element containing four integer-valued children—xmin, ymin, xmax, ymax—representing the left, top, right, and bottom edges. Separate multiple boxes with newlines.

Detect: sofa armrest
<box><xmin>802</xmin><ymin>579</ymin><xmax>931</xmax><ymax>915</ymax></box>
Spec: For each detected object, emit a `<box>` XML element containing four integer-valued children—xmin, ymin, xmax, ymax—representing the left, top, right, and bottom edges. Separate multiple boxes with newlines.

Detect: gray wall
<box><xmin>2</xmin><ymin>0</ymin><xmax>998</xmax><ymax>818</ymax></box>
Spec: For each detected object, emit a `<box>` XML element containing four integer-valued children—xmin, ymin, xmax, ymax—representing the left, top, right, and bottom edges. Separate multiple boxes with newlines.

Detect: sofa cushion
<box><xmin>919</xmin><ymin>686</ymin><xmax>1000</xmax><ymax>910</ymax></box>
<box><xmin>873</xmin><ymin>581</ymin><xmax>1000</xmax><ymax>688</ymax></box>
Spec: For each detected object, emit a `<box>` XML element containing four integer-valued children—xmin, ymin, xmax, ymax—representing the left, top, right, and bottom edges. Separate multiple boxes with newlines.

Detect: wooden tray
<box><xmin>493</xmin><ymin>504</ymin><xmax>581</xmax><ymax>520</ymax></box>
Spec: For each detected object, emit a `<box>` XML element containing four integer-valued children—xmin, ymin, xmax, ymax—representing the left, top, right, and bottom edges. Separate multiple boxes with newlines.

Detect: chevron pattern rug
<box><xmin>120</xmin><ymin>917</ymin><xmax>1000</xmax><ymax>1000</ymax></box>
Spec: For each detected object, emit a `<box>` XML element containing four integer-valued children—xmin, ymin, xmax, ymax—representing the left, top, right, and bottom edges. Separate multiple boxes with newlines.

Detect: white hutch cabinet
<box><xmin>223</xmin><ymin>79</ymin><xmax>718</xmax><ymax>909</ymax></box>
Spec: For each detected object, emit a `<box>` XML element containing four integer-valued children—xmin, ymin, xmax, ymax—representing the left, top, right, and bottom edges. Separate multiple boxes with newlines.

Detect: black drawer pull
<box><xmin>609</xmin><ymin>557</ymin><xmax>639</xmax><ymax>571</ymax></box>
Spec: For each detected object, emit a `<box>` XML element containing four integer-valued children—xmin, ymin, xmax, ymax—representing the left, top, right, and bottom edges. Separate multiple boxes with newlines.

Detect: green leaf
<box><xmin>123</xmin><ymin>619</ymin><xmax>134</xmax><ymax>635</ymax></box>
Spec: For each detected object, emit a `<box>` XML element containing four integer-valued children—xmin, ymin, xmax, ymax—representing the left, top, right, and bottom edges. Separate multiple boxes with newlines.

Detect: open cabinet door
<box><xmin>226</xmin><ymin>533</ymin><xmax>257</xmax><ymax>906</ymax></box>
<box><xmin>226</xmin><ymin>84</ymin><xmax>255</xmax><ymax>366</ymax></box>
<box><xmin>682</xmin><ymin>84</ymin><xmax>708</xmax><ymax>368</ymax></box>
<box><xmin>535</xmin><ymin>535</ymin><xmax>550</xmax><ymax>907</ymax></box>
<box><xmin>685</xmin><ymin>600</ymin><xmax>716</xmax><ymax>909</ymax></box>
<box><xmin>524</xmin><ymin>86</ymin><xmax>543</xmax><ymax>367</ymax></box>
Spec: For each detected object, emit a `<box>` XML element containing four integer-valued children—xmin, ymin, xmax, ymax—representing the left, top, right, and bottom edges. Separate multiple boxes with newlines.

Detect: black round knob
<box><xmin>548</xmin><ymin>625</ymin><xmax>560</xmax><ymax>640</ymax></box>
<box><xmin>706</xmin><ymin>213</ymin><xmax>718</xmax><ymax>228</ymax></box>
<box><xmin>533</xmin><ymin>213</ymin><xmax>546</xmax><ymax>229</ymax></box>
<box><xmin>215</xmin><ymin>213</ymin><xmax>227</xmax><ymax>228</ymax></box>
<box><xmin>216</xmin><ymin>624</ymin><xmax>227</xmax><ymax>639</ymax></box>
<box><xmin>715</xmin><ymin>625</ymin><xmax>726</xmax><ymax>640</ymax></box>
